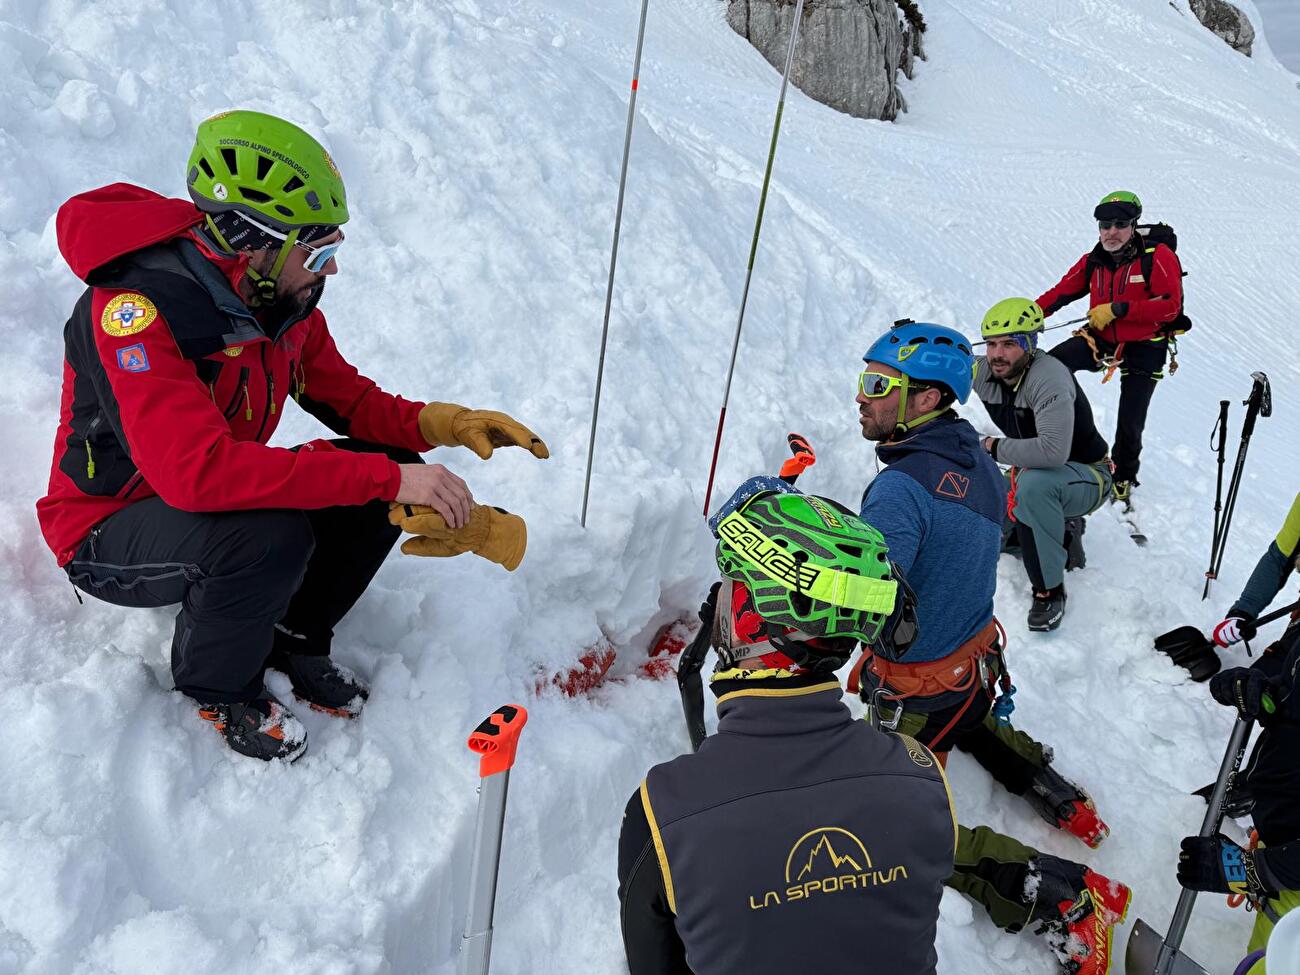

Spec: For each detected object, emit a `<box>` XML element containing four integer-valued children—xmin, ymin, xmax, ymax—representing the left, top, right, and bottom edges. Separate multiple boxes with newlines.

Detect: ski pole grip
<box><xmin>467</xmin><ymin>704</ymin><xmax>529</xmax><ymax>778</ymax></box>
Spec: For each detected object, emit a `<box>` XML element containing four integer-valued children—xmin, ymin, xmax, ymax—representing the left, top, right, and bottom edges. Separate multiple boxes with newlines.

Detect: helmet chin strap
<box><xmin>892</xmin><ymin>375</ymin><xmax>945</xmax><ymax>439</ymax></box>
<box><xmin>201</xmin><ymin>215</ymin><xmax>297</xmax><ymax>307</ymax></box>
<box><xmin>243</xmin><ymin>230</ymin><xmax>299</xmax><ymax>307</ymax></box>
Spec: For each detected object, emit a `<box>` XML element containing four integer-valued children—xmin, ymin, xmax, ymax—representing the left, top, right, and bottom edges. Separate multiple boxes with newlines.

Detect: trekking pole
<box><xmin>1202</xmin><ymin>400</ymin><xmax>1231</xmax><ymax>600</ymax></box>
<box><xmin>1204</xmin><ymin>373</ymin><xmax>1272</xmax><ymax>597</ymax></box>
<box><xmin>701</xmin><ymin>0</ymin><xmax>807</xmax><ymax>517</ymax></box>
<box><xmin>1125</xmin><ymin>715</ymin><xmax>1256</xmax><ymax>975</ymax></box>
<box><xmin>459</xmin><ymin>704</ymin><xmax>529</xmax><ymax>975</ymax></box>
<box><xmin>580</xmin><ymin>0</ymin><xmax>652</xmax><ymax>528</ymax></box>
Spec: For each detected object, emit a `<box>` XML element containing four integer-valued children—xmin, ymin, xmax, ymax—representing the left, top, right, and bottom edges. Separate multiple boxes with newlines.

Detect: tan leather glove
<box><xmin>388</xmin><ymin>502</ymin><xmax>528</xmax><ymax>571</ymax></box>
<box><xmin>1087</xmin><ymin>303</ymin><xmax>1118</xmax><ymax>331</ymax></box>
<box><xmin>418</xmin><ymin>402</ymin><xmax>550</xmax><ymax>460</ymax></box>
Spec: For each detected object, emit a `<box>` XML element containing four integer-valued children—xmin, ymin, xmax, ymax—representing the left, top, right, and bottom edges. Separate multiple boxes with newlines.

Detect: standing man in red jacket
<box><xmin>1036</xmin><ymin>191</ymin><xmax>1183</xmax><ymax>506</ymax></box>
<box><xmin>37</xmin><ymin>110</ymin><xmax>548</xmax><ymax>762</ymax></box>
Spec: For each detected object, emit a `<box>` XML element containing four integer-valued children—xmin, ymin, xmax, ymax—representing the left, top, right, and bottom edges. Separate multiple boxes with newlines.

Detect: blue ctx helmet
<box><xmin>862</xmin><ymin>319</ymin><xmax>975</xmax><ymax>404</ymax></box>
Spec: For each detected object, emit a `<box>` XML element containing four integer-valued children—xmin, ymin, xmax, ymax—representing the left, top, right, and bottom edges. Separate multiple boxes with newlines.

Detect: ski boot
<box><xmin>1026</xmin><ymin>759</ymin><xmax>1110</xmax><ymax>848</ymax></box>
<box><xmin>1031</xmin><ymin>856</ymin><xmax>1132</xmax><ymax>975</ymax></box>
<box><xmin>1064</xmin><ymin>517</ymin><xmax>1086</xmax><ymax>571</ymax></box>
<box><xmin>1028</xmin><ymin>585</ymin><xmax>1067</xmax><ymax>632</ymax></box>
<box><xmin>267</xmin><ymin>649</ymin><xmax>369</xmax><ymax>718</ymax></box>
<box><xmin>197</xmin><ymin>690</ymin><xmax>308</xmax><ymax>762</ymax></box>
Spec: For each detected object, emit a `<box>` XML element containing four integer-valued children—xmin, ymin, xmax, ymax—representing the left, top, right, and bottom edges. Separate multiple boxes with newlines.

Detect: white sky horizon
<box><xmin>1253</xmin><ymin>0</ymin><xmax>1300</xmax><ymax>72</ymax></box>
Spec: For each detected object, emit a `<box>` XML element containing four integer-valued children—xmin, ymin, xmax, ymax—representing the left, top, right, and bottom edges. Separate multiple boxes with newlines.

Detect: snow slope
<box><xmin>2</xmin><ymin>0</ymin><xmax>1299</xmax><ymax>972</ymax></box>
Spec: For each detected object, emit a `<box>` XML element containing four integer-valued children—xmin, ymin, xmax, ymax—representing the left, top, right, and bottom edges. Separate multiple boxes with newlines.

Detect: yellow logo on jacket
<box><xmin>747</xmin><ymin>826</ymin><xmax>910</xmax><ymax>910</ymax></box>
<box><xmin>101</xmin><ymin>293</ymin><xmax>158</xmax><ymax>337</ymax></box>
<box><xmin>223</xmin><ymin>346</ymin><xmax>245</xmax><ymax>357</ymax></box>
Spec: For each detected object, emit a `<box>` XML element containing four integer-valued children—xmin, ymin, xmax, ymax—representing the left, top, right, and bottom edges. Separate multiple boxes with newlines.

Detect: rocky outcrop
<box><xmin>1190</xmin><ymin>0</ymin><xmax>1255</xmax><ymax>56</ymax></box>
<box><xmin>725</xmin><ymin>0</ymin><xmax>925</xmax><ymax>121</ymax></box>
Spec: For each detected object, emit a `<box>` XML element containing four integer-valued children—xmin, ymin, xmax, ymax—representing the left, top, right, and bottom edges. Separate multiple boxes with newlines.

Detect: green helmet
<box><xmin>713</xmin><ymin>488</ymin><xmax>911</xmax><ymax>652</ymax></box>
<box><xmin>186</xmin><ymin>110</ymin><xmax>348</xmax><ymax>230</ymax></box>
<box><xmin>981</xmin><ymin>297</ymin><xmax>1045</xmax><ymax>339</ymax></box>
<box><xmin>1094</xmin><ymin>190</ymin><xmax>1142</xmax><ymax>222</ymax></box>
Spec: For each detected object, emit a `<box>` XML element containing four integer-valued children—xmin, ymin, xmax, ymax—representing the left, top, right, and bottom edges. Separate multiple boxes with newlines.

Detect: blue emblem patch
<box><xmin>116</xmin><ymin>343</ymin><xmax>150</xmax><ymax>373</ymax></box>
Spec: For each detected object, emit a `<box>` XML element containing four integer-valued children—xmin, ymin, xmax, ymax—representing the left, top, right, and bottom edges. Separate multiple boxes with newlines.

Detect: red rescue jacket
<box><xmin>37</xmin><ymin>183</ymin><xmax>429</xmax><ymax>566</ymax></box>
<box><xmin>1035</xmin><ymin>237</ymin><xmax>1183</xmax><ymax>344</ymax></box>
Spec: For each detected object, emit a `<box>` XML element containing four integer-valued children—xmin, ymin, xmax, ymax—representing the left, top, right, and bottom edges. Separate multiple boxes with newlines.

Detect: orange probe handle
<box><xmin>779</xmin><ymin>433</ymin><xmax>816</xmax><ymax>480</ymax></box>
<box><xmin>467</xmin><ymin>704</ymin><xmax>529</xmax><ymax>778</ymax></box>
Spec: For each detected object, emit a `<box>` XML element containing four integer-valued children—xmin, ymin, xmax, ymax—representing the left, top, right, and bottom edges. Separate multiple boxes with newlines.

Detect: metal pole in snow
<box><xmin>702</xmin><ymin>0</ymin><xmax>808</xmax><ymax>517</ymax></box>
<box><xmin>581</xmin><ymin>0</ymin><xmax>653</xmax><ymax>528</ymax></box>
<box><xmin>458</xmin><ymin>704</ymin><xmax>529</xmax><ymax>975</ymax></box>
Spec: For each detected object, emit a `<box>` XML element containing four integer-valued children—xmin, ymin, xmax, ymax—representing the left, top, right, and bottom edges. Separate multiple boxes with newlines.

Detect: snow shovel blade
<box><xmin>1154</xmin><ymin>626</ymin><xmax>1221</xmax><ymax>680</ymax></box>
<box><xmin>1125</xmin><ymin>918</ymin><xmax>1211</xmax><ymax>975</ymax></box>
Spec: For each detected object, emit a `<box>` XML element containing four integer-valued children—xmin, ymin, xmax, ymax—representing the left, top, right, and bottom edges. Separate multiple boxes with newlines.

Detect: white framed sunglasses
<box><xmin>238</xmin><ymin>211</ymin><xmax>344</xmax><ymax>272</ymax></box>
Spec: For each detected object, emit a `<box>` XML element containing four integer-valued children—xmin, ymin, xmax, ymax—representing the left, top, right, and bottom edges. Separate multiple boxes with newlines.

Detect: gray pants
<box><xmin>1007</xmin><ymin>461</ymin><xmax>1112</xmax><ymax>590</ymax></box>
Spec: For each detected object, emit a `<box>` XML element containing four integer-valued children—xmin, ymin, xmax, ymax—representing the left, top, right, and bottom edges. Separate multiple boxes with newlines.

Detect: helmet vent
<box><xmin>255</xmin><ymin>154</ymin><xmax>275</xmax><ymax>181</ymax></box>
<box><xmin>274</xmin><ymin>204</ymin><xmax>294</xmax><ymax>218</ymax></box>
<box><xmin>330</xmin><ymin>195</ymin><xmax>341</xmax><ymax>208</ymax></box>
<box><xmin>198</xmin><ymin>157</ymin><xmax>214</xmax><ymax>179</ymax></box>
<box><xmin>283</xmin><ymin>175</ymin><xmax>304</xmax><ymax>193</ymax></box>
<box><xmin>221</xmin><ymin>148</ymin><xmax>238</xmax><ymax>175</ymax></box>
<box><xmin>238</xmin><ymin>187</ymin><xmax>272</xmax><ymax>204</ymax></box>
<box><xmin>836</xmin><ymin>544</ymin><xmax>863</xmax><ymax>559</ymax></box>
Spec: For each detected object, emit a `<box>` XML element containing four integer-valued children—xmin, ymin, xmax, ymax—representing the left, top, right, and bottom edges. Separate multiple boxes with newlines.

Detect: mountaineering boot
<box><xmin>197</xmin><ymin>691</ymin><xmax>308</xmax><ymax>762</ymax></box>
<box><xmin>1025</xmin><ymin>760</ymin><xmax>1110</xmax><ymax>848</ymax></box>
<box><xmin>1111</xmin><ymin>480</ymin><xmax>1133</xmax><ymax>511</ymax></box>
<box><xmin>1031</xmin><ymin>856</ymin><xmax>1132</xmax><ymax>975</ymax></box>
<box><xmin>1028</xmin><ymin>585</ymin><xmax>1067</xmax><ymax>632</ymax></box>
<box><xmin>1064</xmin><ymin>516</ymin><xmax>1086</xmax><ymax>571</ymax></box>
<box><xmin>267</xmin><ymin>649</ymin><xmax>369</xmax><ymax>718</ymax></box>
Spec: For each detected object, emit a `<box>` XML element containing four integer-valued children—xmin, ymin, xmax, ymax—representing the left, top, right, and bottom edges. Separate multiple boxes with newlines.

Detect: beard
<box><xmin>263</xmin><ymin>279</ymin><xmax>323</xmax><ymax>326</ymax></box>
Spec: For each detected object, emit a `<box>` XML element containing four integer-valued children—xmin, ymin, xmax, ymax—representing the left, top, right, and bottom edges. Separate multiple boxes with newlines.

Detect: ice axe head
<box><xmin>1125</xmin><ymin>918</ymin><xmax>1210</xmax><ymax>975</ymax></box>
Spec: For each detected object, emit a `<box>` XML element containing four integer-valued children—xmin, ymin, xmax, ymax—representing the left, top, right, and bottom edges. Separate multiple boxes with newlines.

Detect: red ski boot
<box><xmin>1027</xmin><ymin>760</ymin><xmax>1111</xmax><ymax>848</ymax></box>
<box><xmin>1051</xmin><ymin>869</ymin><xmax>1132</xmax><ymax>975</ymax></box>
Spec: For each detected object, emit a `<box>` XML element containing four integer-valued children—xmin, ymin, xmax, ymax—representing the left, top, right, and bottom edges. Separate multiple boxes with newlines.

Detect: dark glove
<box><xmin>1178</xmin><ymin>834</ymin><xmax>1278</xmax><ymax>899</ymax></box>
<box><xmin>1209</xmin><ymin>667</ymin><xmax>1278</xmax><ymax>723</ymax></box>
<box><xmin>388</xmin><ymin>503</ymin><xmax>527</xmax><ymax>571</ymax></box>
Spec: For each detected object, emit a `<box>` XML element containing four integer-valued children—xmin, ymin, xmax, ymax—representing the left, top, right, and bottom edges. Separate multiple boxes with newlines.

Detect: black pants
<box><xmin>65</xmin><ymin>439</ymin><xmax>418</xmax><ymax>703</ymax></box>
<box><xmin>1050</xmin><ymin>335</ymin><xmax>1168</xmax><ymax>484</ymax></box>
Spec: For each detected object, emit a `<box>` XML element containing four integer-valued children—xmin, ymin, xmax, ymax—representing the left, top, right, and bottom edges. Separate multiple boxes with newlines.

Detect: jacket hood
<box><xmin>56</xmin><ymin>183</ymin><xmax>205</xmax><ymax>282</ymax></box>
<box><xmin>876</xmin><ymin>414</ymin><xmax>983</xmax><ymax>471</ymax></box>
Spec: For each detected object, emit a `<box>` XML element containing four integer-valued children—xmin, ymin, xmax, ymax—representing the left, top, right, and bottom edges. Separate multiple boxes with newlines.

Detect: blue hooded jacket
<box><xmin>860</xmin><ymin>415</ymin><xmax>1006</xmax><ymax>663</ymax></box>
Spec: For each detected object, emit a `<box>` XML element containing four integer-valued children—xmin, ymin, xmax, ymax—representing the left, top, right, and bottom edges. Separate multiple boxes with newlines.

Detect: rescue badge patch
<box><xmin>102</xmin><ymin>293</ymin><xmax>158</xmax><ymax>337</ymax></box>
<box><xmin>116</xmin><ymin>343</ymin><xmax>150</xmax><ymax>373</ymax></box>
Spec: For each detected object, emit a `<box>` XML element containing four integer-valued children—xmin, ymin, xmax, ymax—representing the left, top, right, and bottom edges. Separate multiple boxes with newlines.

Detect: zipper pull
<box><xmin>208</xmin><ymin>381</ymin><xmax>217</xmax><ymax>404</ymax></box>
<box><xmin>242</xmin><ymin>381</ymin><xmax>252</xmax><ymax>421</ymax></box>
<box><xmin>269</xmin><ymin>376</ymin><xmax>277</xmax><ymax>415</ymax></box>
<box><xmin>86</xmin><ymin>440</ymin><xmax>96</xmax><ymax>479</ymax></box>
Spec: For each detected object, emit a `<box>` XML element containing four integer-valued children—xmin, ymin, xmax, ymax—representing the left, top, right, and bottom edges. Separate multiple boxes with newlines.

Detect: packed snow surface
<box><xmin>2</xmin><ymin>0</ymin><xmax>1300</xmax><ymax>972</ymax></box>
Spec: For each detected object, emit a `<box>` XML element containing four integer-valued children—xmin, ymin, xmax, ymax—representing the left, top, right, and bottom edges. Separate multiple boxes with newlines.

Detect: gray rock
<box><xmin>725</xmin><ymin>0</ymin><xmax>922</xmax><ymax>121</ymax></box>
<box><xmin>1190</xmin><ymin>0</ymin><xmax>1255</xmax><ymax>56</ymax></box>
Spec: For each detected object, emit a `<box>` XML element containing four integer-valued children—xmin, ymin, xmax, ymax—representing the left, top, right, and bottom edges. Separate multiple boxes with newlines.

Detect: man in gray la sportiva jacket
<box><xmin>974</xmin><ymin>298</ymin><xmax>1113</xmax><ymax>631</ymax></box>
<box><xmin>618</xmin><ymin>484</ymin><xmax>954</xmax><ymax>975</ymax></box>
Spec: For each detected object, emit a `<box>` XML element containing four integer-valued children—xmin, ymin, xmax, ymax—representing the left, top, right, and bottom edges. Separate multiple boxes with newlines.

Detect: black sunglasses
<box><xmin>1098</xmin><ymin>219</ymin><xmax>1134</xmax><ymax>231</ymax></box>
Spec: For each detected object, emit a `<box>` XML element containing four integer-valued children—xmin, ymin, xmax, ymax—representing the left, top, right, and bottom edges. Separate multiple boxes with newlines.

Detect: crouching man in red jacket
<box><xmin>36</xmin><ymin>110</ymin><xmax>548</xmax><ymax>762</ymax></box>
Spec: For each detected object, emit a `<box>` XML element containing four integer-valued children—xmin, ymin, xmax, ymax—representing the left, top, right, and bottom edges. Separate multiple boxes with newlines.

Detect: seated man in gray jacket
<box><xmin>973</xmin><ymin>299</ymin><xmax>1113</xmax><ymax>631</ymax></box>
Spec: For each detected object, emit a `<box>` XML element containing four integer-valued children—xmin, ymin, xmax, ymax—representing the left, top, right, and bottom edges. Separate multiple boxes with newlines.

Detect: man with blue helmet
<box><xmin>973</xmin><ymin>298</ymin><xmax>1113</xmax><ymax>631</ymax></box>
<box><xmin>852</xmin><ymin>319</ymin><xmax>1129</xmax><ymax>975</ymax></box>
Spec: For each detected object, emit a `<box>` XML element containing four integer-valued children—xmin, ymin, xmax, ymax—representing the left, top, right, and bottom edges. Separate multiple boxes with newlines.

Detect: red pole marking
<box><xmin>702</xmin><ymin>405</ymin><xmax>728</xmax><ymax>517</ymax></box>
<box><xmin>631</xmin><ymin>79</ymin><xmax>639</xmax><ymax>90</ymax></box>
